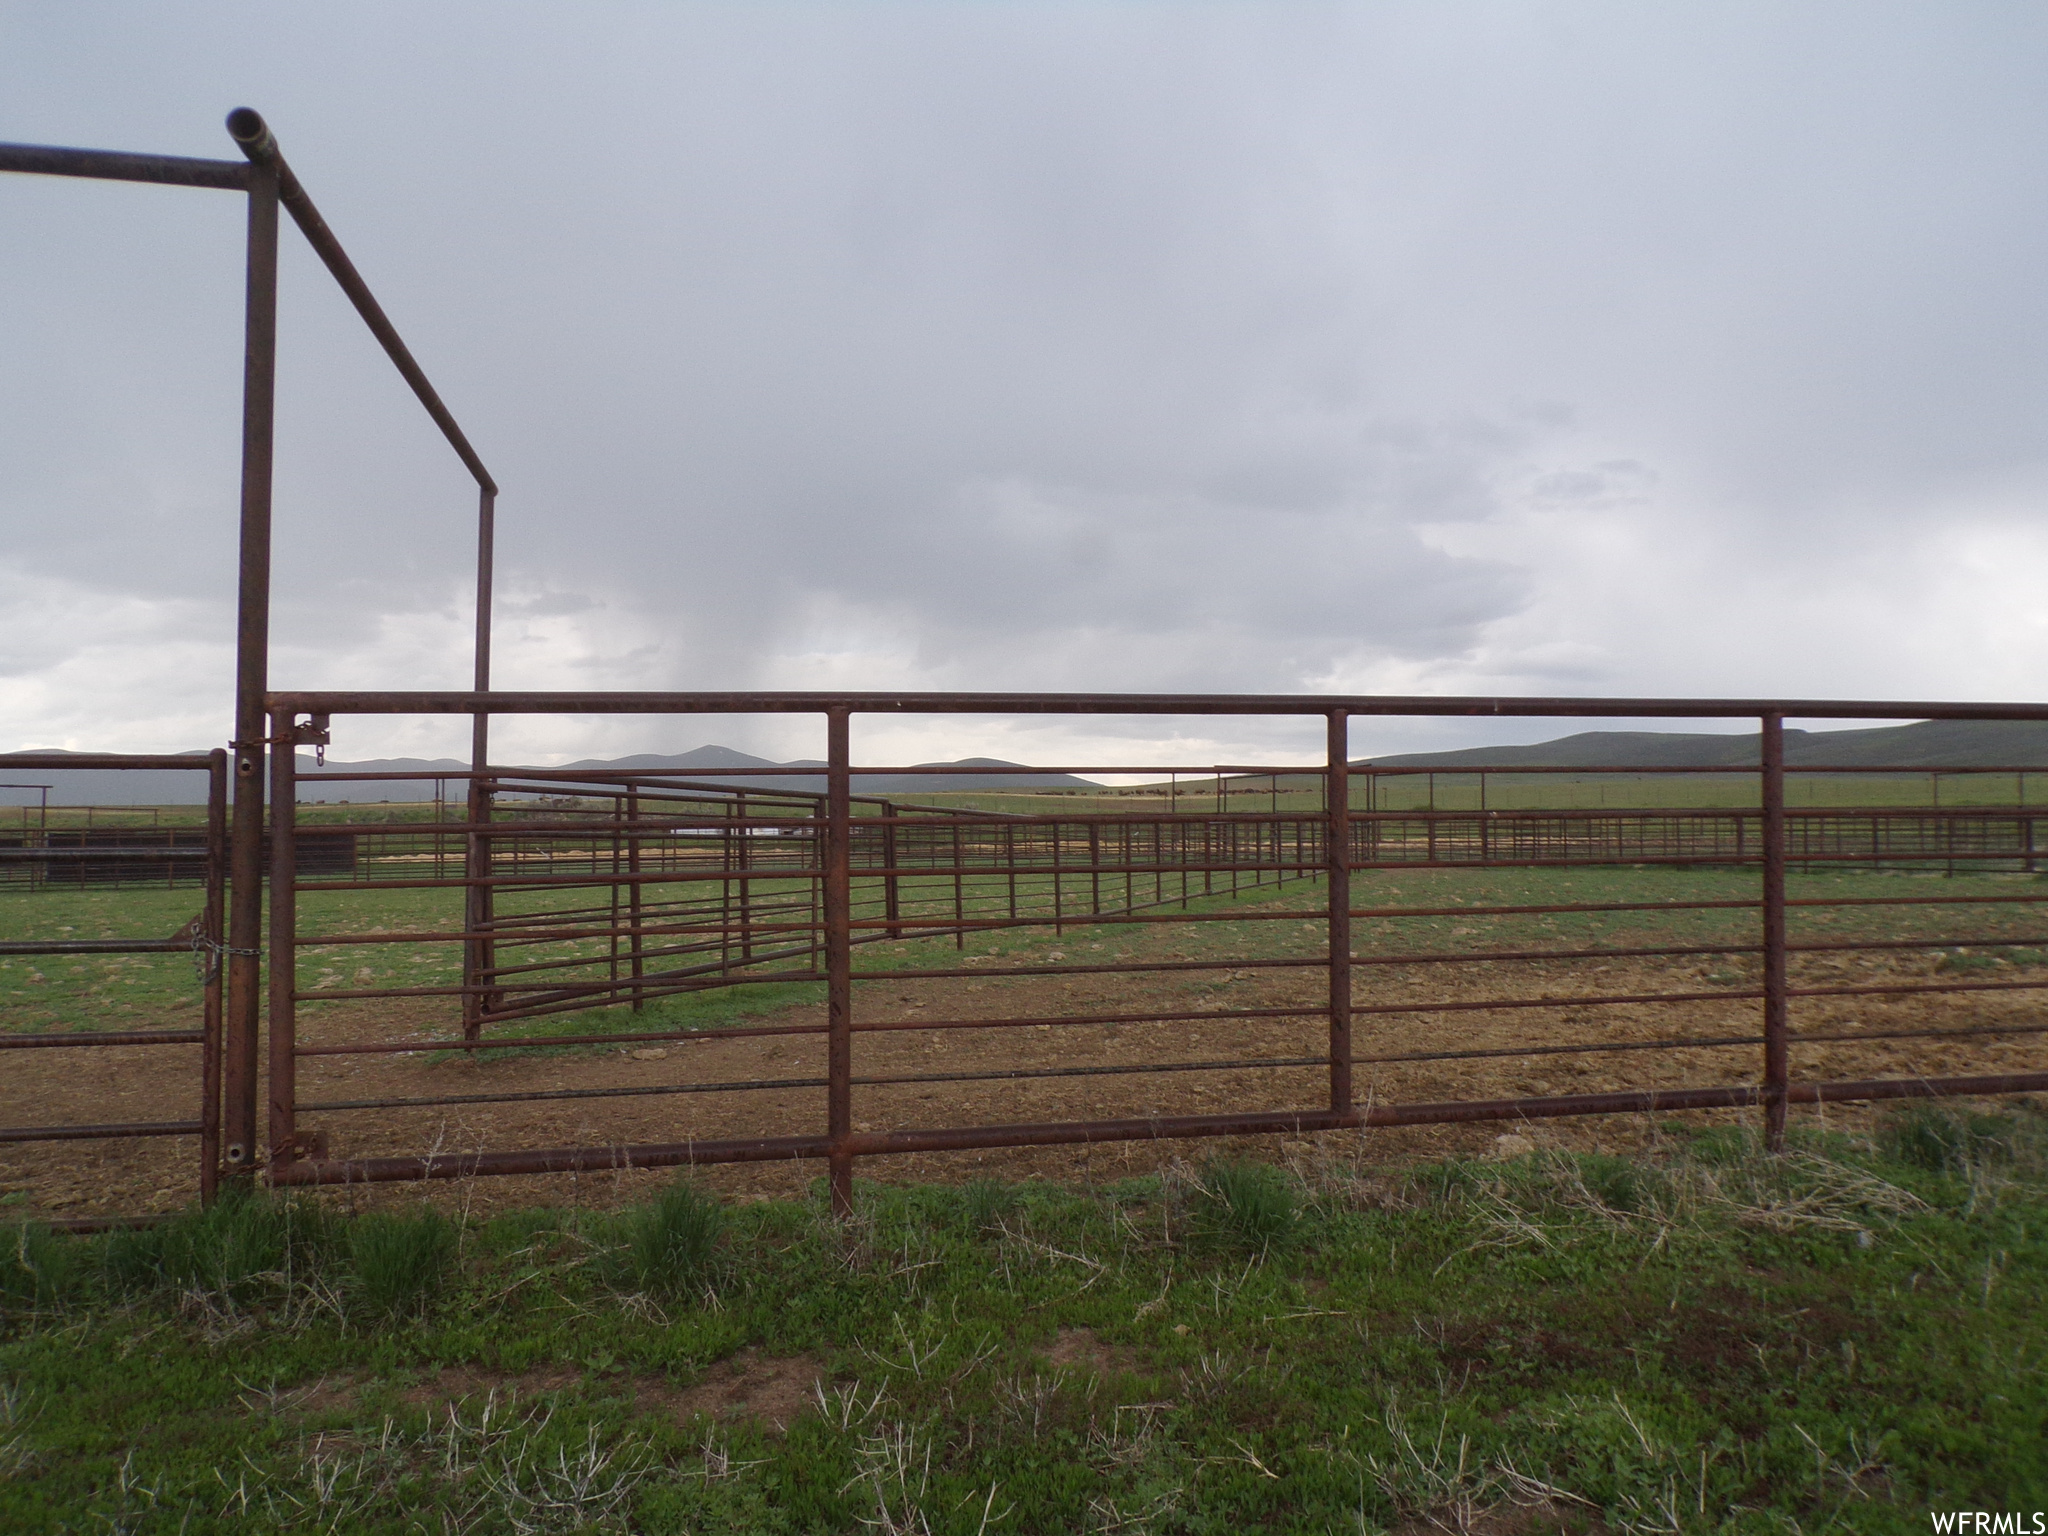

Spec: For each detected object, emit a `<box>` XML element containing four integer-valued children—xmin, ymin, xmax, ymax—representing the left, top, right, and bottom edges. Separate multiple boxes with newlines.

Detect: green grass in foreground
<box><xmin>2</xmin><ymin>1102</ymin><xmax>2045</xmax><ymax>1532</ymax></box>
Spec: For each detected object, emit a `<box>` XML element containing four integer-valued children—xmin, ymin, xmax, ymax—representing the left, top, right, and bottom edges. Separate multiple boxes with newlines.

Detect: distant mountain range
<box><xmin>1358</xmin><ymin>720</ymin><xmax>2048</xmax><ymax>771</ymax></box>
<box><xmin>10</xmin><ymin>719</ymin><xmax>2048</xmax><ymax>806</ymax></box>
<box><xmin>0</xmin><ymin>746</ymin><xmax>1093</xmax><ymax>806</ymax></box>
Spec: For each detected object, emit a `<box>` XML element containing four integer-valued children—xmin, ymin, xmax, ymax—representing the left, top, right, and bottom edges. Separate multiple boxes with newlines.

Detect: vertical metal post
<box><xmin>223</xmin><ymin>157</ymin><xmax>278</xmax><ymax>1174</ymax></box>
<box><xmin>266</xmin><ymin>707</ymin><xmax>299</xmax><ymax>1168</ymax></box>
<box><xmin>1761</xmin><ymin>713</ymin><xmax>1789</xmax><ymax>1152</ymax></box>
<box><xmin>199</xmin><ymin>749</ymin><xmax>228</xmax><ymax>1203</ymax></box>
<box><xmin>882</xmin><ymin>801</ymin><xmax>902</xmax><ymax>939</ymax></box>
<box><xmin>463</xmin><ymin>487</ymin><xmax>496</xmax><ymax>1039</ymax></box>
<box><xmin>734</xmin><ymin>791</ymin><xmax>753</xmax><ymax>962</ymax></box>
<box><xmin>607</xmin><ymin>797</ymin><xmax>623</xmax><ymax>989</ymax></box>
<box><xmin>627</xmin><ymin>788</ymin><xmax>644</xmax><ymax>1008</ymax></box>
<box><xmin>825</xmin><ymin>709</ymin><xmax>855</xmax><ymax>1215</ymax></box>
<box><xmin>1089</xmin><ymin>821</ymin><xmax>1101</xmax><ymax>915</ymax></box>
<box><xmin>2019</xmin><ymin>770</ymin><xmax>2031</xmax><ymax>873</ymax></box>
<box><xmin>719</xmin><ymin>800</ymin><xmax>735</xmax><ymax>971</ymax></box>
<box><xmin>1373</xmin><ymin>773</ymin><xmax>1386</xmax><ymax>861</ymax></box>
<box><xmin>1052</xmin><ymin>817</ymin><xmax>1064</xmax><ymax>935</ymax></box>
<box><xmin>1327</xmin><ymin>711</ymin><xmax>1353</xmax><ymax>1116</ymax></box>
<box><xmin>808</xmin><ymin>807</ymin><xmax>823</xmax><ymax>971</ymax></box>
<box><xmin>952</xmin><ymin>822</ymin><xmax>965</xmax><ymax>949</ymax></box>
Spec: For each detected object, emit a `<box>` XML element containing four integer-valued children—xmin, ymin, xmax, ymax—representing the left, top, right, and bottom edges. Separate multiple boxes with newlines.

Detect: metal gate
<box><xmin>0</xmin><ymin>753</ymin><xmax>227</xmax><ymax>1225</ymax></box>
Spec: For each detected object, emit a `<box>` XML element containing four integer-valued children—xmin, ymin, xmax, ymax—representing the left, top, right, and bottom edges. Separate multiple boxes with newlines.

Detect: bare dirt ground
<box><xmin>6</xmin><ymin>930</ymin><xmax>2042</xmax><ymax>1222</ymax></box>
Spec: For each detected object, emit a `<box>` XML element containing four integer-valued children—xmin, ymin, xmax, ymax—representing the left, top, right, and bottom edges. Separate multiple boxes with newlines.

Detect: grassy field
<box><xmin>0</xmin><ymin>1104</ymin><xmax>2042</xmax><ymax>1532</ymax></box>
<box><xmin>897</xmin><ymin>770</ymin><xmax>2048</xmax><ymax>817</ymax></box>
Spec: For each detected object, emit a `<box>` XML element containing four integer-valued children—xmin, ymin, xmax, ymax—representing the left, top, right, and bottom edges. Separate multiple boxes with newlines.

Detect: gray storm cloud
<box><xmin>3</xmin><ymin>3</ymin><xmax>2046</xmax><ymax>769</ymax></box>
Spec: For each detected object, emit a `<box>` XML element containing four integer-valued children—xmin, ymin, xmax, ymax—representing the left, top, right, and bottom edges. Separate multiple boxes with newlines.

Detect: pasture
<box><xmin>0</xmin><ymin>1108</ymin><xmax>2042</xmax><ymax>1532</ymax></box>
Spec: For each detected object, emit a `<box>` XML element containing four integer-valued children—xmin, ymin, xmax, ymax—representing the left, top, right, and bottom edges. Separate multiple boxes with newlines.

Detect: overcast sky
<box><xmin>3</xmin><ymin>2</ymin><xmax>2046</xmax><ymax>772</ymax></box>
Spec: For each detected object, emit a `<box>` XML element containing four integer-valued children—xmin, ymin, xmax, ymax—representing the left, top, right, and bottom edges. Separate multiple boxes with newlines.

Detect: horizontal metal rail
<box><xmin>268</xmin><ymin>689</ymin><xmax>2048</xmax><ymax>719</ymax></box>
<box><xmin>0</xmin><ymin>142</ymin><xmax>248</xmax><ymax>190</ymax></box>
<box><xmin>266</xmin><ymin>1071</ymin><xmax>2048</xmax><ymax>1185</ymax></box>
<box><xmin>0</xmin><ymin>1120</ymin><xmax>204</xmax><ymax>1144</ymax></box>
<box><xmin>297</xmin><ymin>1025</ymin><xmax>2048</xmax><ymax>1117</ymax></box>
<box><xmin>0</xmin><ymin>849</ymin><xmax>209</xmax><ymax>861</ymax></box>
<box><xmin>0</xmin><ymin>939</ymin><xmax>196</xmax><ymax>955</ymax></box>
<box><xmin>1</xmin><ymin>1031</ymin><xmax>205</xmax><ymax>1050</ymax></box>
<box><xmin>258</xmin><ymin>758</ymin><xmax>2048</xmax><ymax>779</ymax></box>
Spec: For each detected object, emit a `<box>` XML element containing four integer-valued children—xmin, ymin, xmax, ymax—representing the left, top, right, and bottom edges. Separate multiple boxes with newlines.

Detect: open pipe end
<box><xmin>225</xmin><ymin>107</ymin><xmax>276</xmax><ymax>162</ymax></box>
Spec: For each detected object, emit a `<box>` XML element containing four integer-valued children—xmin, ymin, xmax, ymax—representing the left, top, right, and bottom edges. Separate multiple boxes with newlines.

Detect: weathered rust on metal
<box><xmin>0</xmin><ymin>937</ymin><xmax>202</xmax><ymax>954</ymax></box>
<box><xmin>0</xmin><ymin>1032</ymin><xmax>208</xmax><ymax>1050</ymax></box>
<box><xmin>0</xmin><ymin>1121</ymin><xmax>207</xmax><ymax>1145</ymax></box>
<box><xmin>464</xmin><ymin>490</ymin><xmax>497</xmax><ymax>1039</ymax></box>
<box><xmin>825</xmin><ymin>707</ymin><xmax>855</xmax><ymax>1216</ymax></box>
<box><xmin>1760</xmin><ymin>714</ymin><xmax>1790</xmax><ymax>1150</ymax></box>
<box><xmin>264</xmin><ymin>689</ymin><xmax>2048</xmax><ymax>721</ymax></box>
<box><xmin>225</xmin><ymin>110</ymin><xmax>498</xmax><ymax>498</ymax></box>
<box><xmin>223</xmin><ymin>148</ymin><xmax>277</xmax><ymax>1174</ymax></box>
<box><xmin>0</xmin><ymin>754</ymin><xmax>236</xmax><ymax>771</ymax></box>
<box><xmin>269</xmin><ymin>1133</ymin><xmax>833</xmax><ymax>1184</ymax></box>
<box><xmin>266</xmin><ymin>707</ymin><xmax>299</xmax><ymax>1170</ymax></box>
<box><xmin>1326</xmin><ymin>710</ymin><xmax>1352</xmax><ymax>1115</ymax></box>
<box><xmin>243</xmin><ymin>758</ymin><xmax>2048</xmax><ymax>780</ymax></box>
<box><xmin>0</xmin><ymin>140</ymin><xmax>249</xmax><ymax>190</ymax></box>
<box><xmin>201</xmin><ymin>748</ymin><xmax>227</xmax><ymax>1200</ymax></box>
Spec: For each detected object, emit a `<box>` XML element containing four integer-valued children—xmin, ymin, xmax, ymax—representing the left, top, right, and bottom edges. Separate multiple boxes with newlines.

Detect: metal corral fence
<box><xmin>13</xmin><ymin>120</ymin><xmax>2045</xmax><ymax>1219</ymax></box>
<box><xmin>0</xmin><ymin>753</ymin><xmax>228</xmax><ymax>1221</ymax></box>
<box><xmin>240</xmin><ymin>691</ymin><xmax>2048</xmax><ymax>1214</ymax></box>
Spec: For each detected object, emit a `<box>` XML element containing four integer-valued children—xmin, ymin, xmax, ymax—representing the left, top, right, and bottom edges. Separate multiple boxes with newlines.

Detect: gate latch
<box><xmin>289</xmin><ymin>714</ymin><xmax>331</xmax><ymax>768</ymax></box>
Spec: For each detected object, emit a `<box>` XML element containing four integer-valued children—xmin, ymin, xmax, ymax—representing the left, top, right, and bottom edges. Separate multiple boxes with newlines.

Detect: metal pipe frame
<box><xmin>2</xmin><ymin>112</ymin><xmax>499</xmax><ymax>1177</ymax></box>
<box><xmin>266</xmin><ymin>691</ymin><xmax>2048</xmax><ymax>720</ymax></box>
<box><xmin>254</xmin><ymin>694</ymin><xmax>2048</xmax><ymax>1206</ymax></box>
<box><xmin>11</xmin><ymin>124</ymin><xmax>2046</xmax><ymax>1208</ymax></box>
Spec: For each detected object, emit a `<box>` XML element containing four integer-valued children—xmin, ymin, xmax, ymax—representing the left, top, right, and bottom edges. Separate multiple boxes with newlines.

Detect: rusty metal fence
<box><xmin>238</xmin><ymin>692</ymin><xmax>2048</xmax><ymax>1214</ymax></box>
<box><xmin>6</xmin><ymin>118</ymin><xmax>2048</xmax><ymax>1221</ymax></box>
<box><xmin>0</xmin><ymin>753</ymin><xmax>228</xmax><ymax>1219</ymax></box>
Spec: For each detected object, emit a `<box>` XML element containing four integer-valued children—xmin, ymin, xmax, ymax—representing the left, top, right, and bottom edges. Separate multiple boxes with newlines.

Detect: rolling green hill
<box><xmin>1361</xmin><ymin>719</ymin><xmax>2048</xmax><ymax>770</ymax></box>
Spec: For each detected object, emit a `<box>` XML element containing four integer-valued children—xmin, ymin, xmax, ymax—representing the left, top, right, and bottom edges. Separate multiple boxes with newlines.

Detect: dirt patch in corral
<box><xmin>637</xmin><ymin>1349</ymin><xmax>826</xmax><ymax>1431</ymax></box>
<box><xmin>395</xmin><ymin>1364</ymin><xmax>586</xmax><ymax>1408</ymax></box>
<box><xmin>4</xmin><ymin>937</ymin><xmax>2041</xmax><ymax>1220</ymax></box>
<box><xmin>1040</xmin><ymin>1325</ymin><xmax>1149</xmax><ymax>1382</ymax></box>
<box><xmin>251</xmin><ymin>1352</ymin><xmax>829</xmax><ymax>1433</ymax></box>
